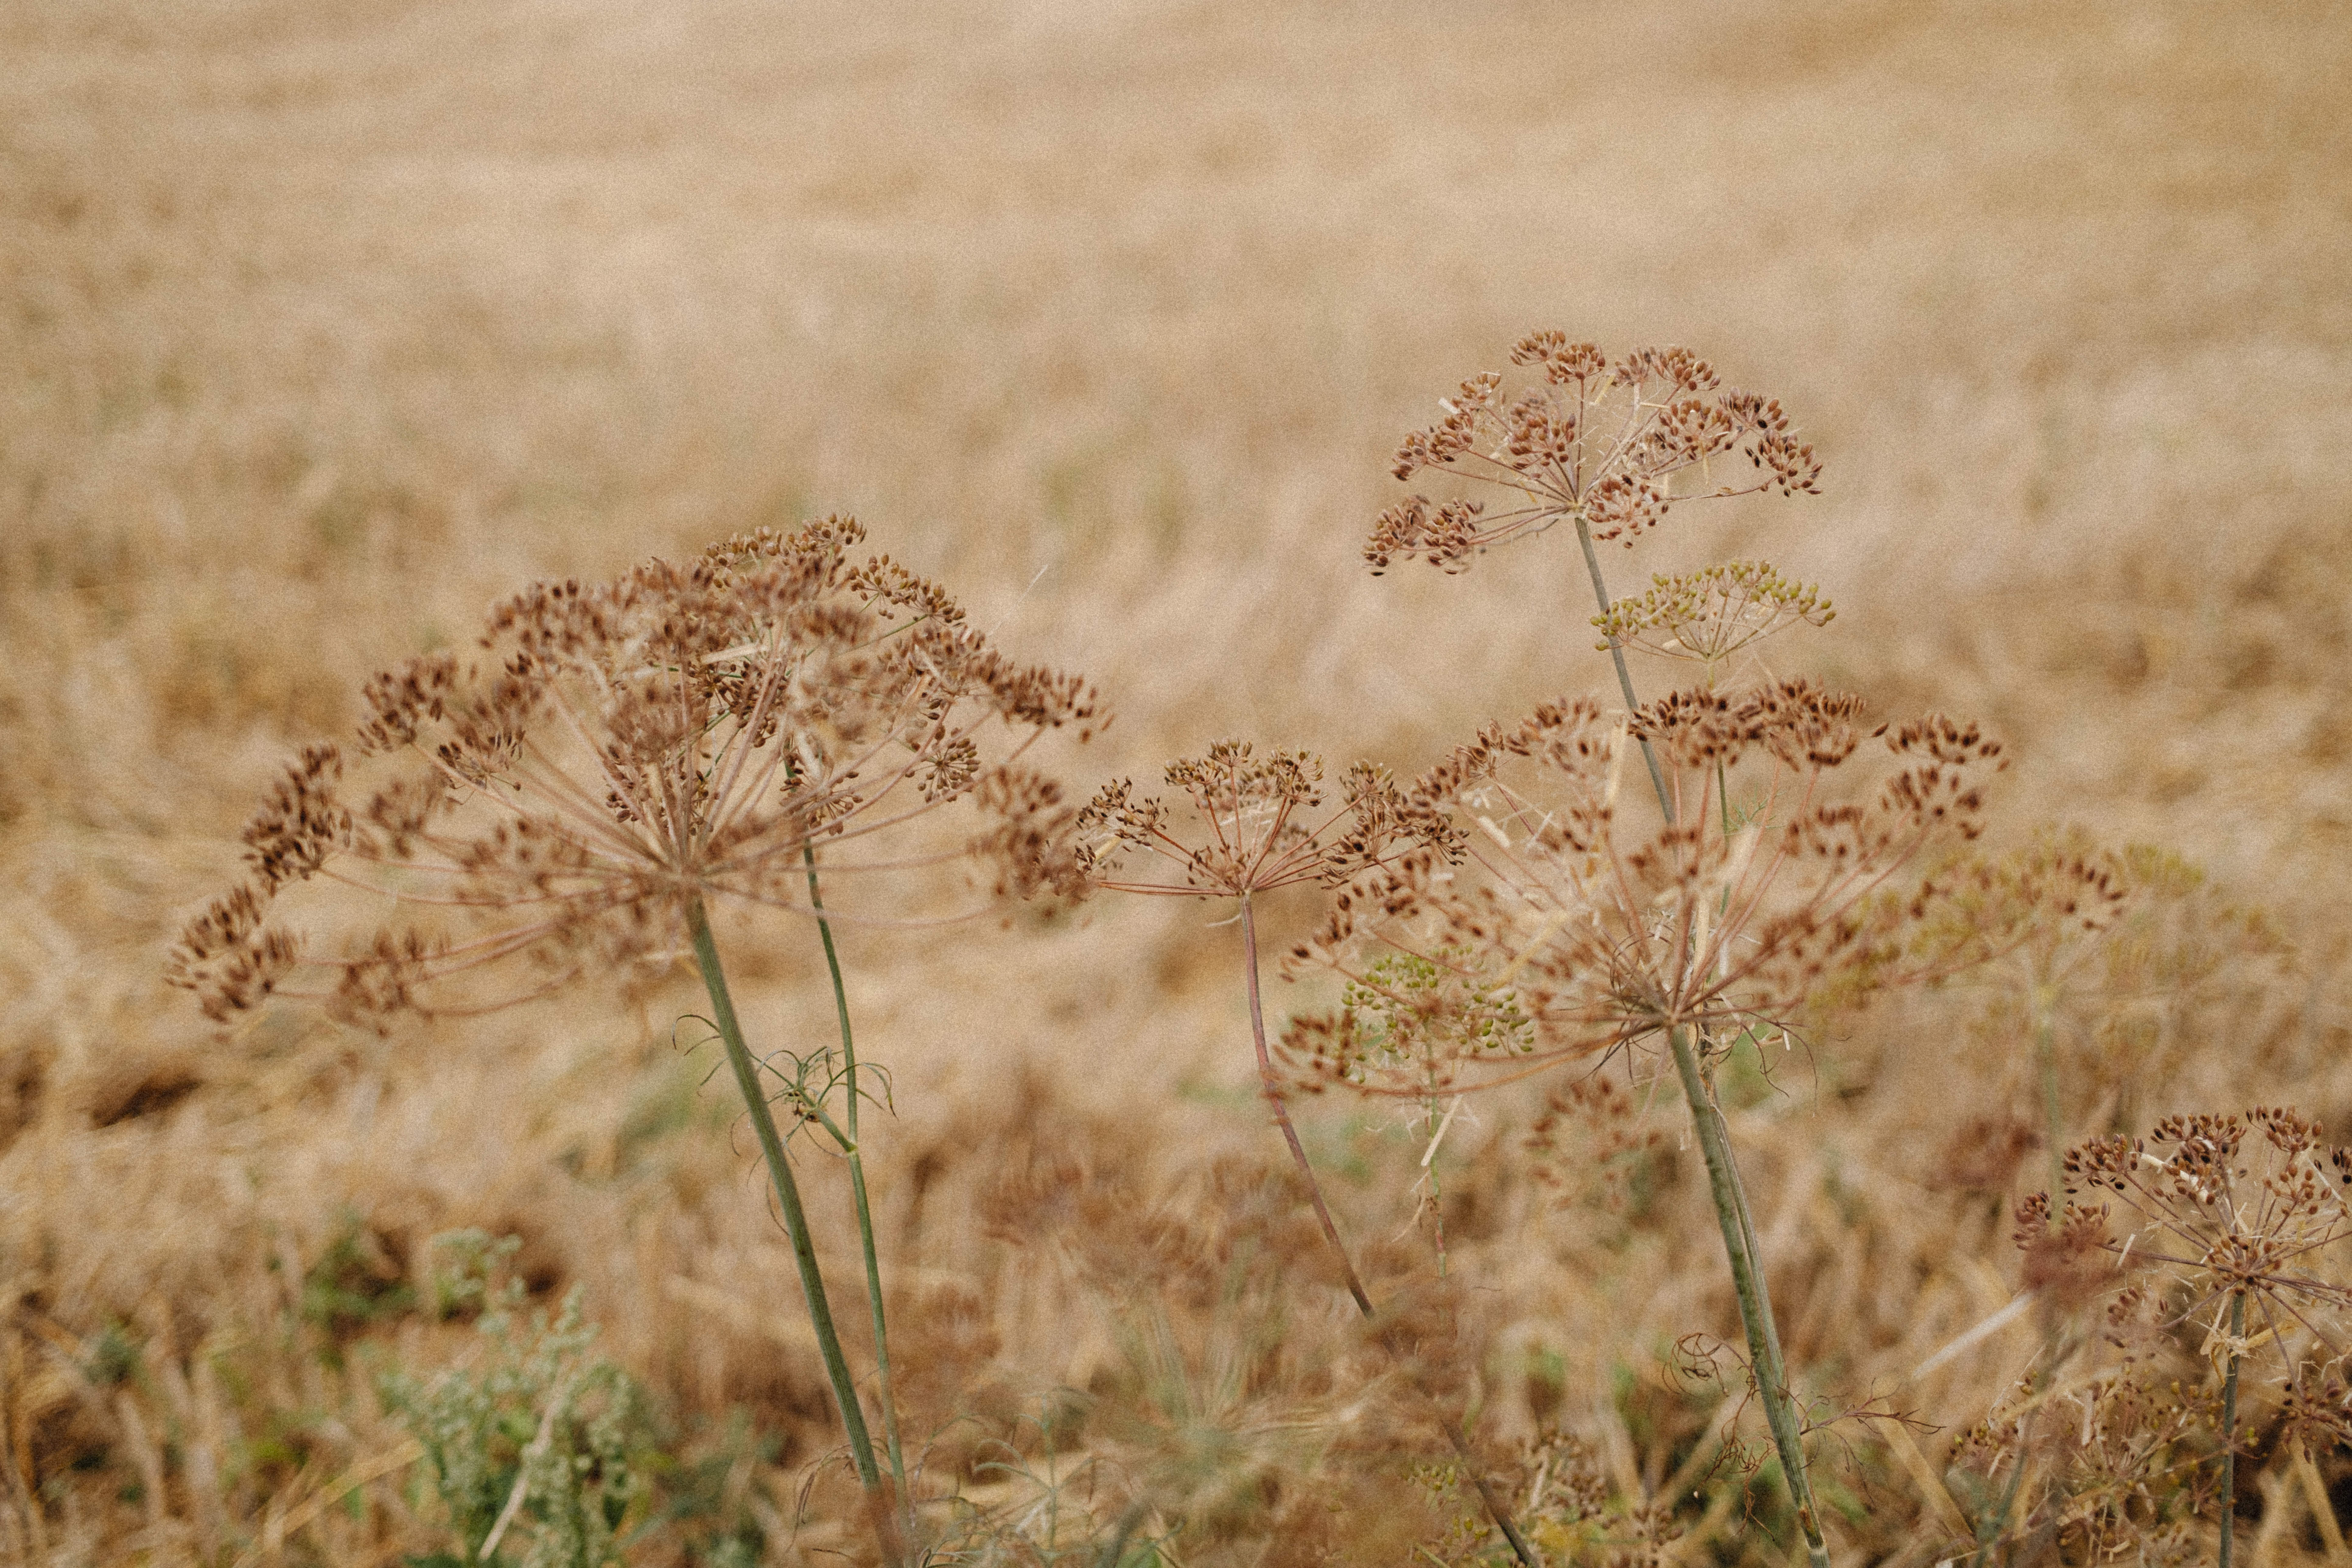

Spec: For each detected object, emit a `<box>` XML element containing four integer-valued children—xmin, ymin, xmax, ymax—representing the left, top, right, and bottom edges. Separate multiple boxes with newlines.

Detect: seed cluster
<box><xmin>169</xmin><ymin>518</ymin><xmax>1101</xmax><ymax>1025</ymax></box>
<box><xmin>1285</xmin><ymin>682</ymin><xmax>2025</xmax><ymax>1094</ymax></box>
<box><xmin>2042</xmin><ymin>1108</ymin><xmax>2352</xmax><ymax>1394</ymax></box>
<box><xmin>1073</xmin><ymin>741</ymin><xmax>1424</xmax><ymax>900</ymax></box>
<box><xmin>1986</xmin><ymin>1107</ymin><xmax>2352</xmax><ymax>1557</ymax></box>
<box><xmin>1590</xmin><ymin>561</ymin><xmax>1833</xmax><ymax>683</ymax></box>
<box><xmin>1367</xmin><ymin>336</ymin><xmax>1822</xmax><ymax>574</ymax></box>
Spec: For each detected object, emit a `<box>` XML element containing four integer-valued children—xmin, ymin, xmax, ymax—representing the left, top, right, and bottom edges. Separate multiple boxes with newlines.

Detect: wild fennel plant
<box><xmin>172</xmin><ymin>518</ymin><xmax>1100</xmax><ymax>1558</ymax></box>
<box><xmin>1074</xmin><ymin>745</ymin><xmax>1544</xmax><ymax>1565</ymax></box>
<box><xmin>1331</xmin><ymin>334</ymin><xmax>2053</xmax><ymax>1565</ymax></box>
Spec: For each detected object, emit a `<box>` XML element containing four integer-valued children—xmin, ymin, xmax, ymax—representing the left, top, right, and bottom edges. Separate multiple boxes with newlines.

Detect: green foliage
<box><xmin>637</xmin><ymin>1411</ymin><xmax>776</xmax><ymax>1568</ymax></box>
<box><xmin>302</xmin><ymin>1208</ymin><xmax>416</xmax><ymax>1342</ymax></box>
<box><xmin>378</xmin><ymin>1234</ymin><xmax>654</xmax><ymax>1568</ymax></box>
<box><xmin>82</xmin><ymin>1318</ymin><xmax>144</xmax><ymax>1388</ymax></box>
<box><xmin>1338</xmin><ymin>948</ymin><xmax>1535</xmax><ymax>1088</ymax></box>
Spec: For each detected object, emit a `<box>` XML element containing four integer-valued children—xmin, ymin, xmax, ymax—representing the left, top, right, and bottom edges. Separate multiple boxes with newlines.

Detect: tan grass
<box><xmin>3</xmin><ymin>0</ymin><xmax>2351</xmax><ymax>1562</ymax></box>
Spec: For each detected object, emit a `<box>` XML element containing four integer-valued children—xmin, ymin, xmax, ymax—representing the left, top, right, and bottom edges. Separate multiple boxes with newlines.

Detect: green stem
<box><xmin>1575</xmin><ymin>529</ymin><xmax>1827</xmax><ymax>1564</ymax></box>
<box><xmin>684</xmin><ymin>897</ymin><xmax>884</xmax><ymax>1496</ymax></box>
<box><xmin>1670</xmin><ymin>1026</ymin><xmax>1830</xmax><ymax>1568</ymax></box>
<box><xmin>1093</xmin><ymin>1500</ymin><xmax>1151</xmax><ymax>1568</ymax></box>
<box><xmin>1575</xmin><ymin>514</ymin><xmax>1672</xmax><ymax>821</ymax></box>
<box><xmin>2033</xmin><ymin>988</ymin><xmax>2066</xmax><ymax>1204</ymax></box>
<box><xmin>2220</xmin><ymin>1290</ymin><xmax>2244</xmax><ymax>1568</ymax></box>
<box><xmin>804</xmin><ymin>845</ymin><xmax>912</xmax><ymax>1509</ymax></box>
<box><xmin>1237</xmin><ymin>896</ymin><xmax>1540</xmax><ymax>1568</ymax></box>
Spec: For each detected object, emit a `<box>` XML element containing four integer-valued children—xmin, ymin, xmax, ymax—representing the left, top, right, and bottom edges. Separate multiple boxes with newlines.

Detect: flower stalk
<box><xmin>1573</xmin><ymin>521</ymin><xmax>1829</xmax><ymax>1566</ymax></box>
<box><xmin>803</xmin><ymin>843</ymin><xmax>913</xmax><ymax>1510</ymax></box>
<box><xmin>685</xmin><ymin>897</ymin><xmax>886</xmax><ymax>1499</ymax></box>
<box><xmin>1668</xmin><ymin>1025</ymin><xmax>1830</xmax><ymax>1568</ymax></box>
<box><xmin>2219</xmin><ymin>1288</ymin><xmax>2244</xmax><ymax>1568</ymax></box>
<box><xmin>1576</xmin><ymin>514</ymin><xmax>1672</xmax><ymax>818</ymax></box>
<box><xmin>1239</xmin><ymin>895</ymin><xmax>1541</xmax><ymax>1568</ymax></box>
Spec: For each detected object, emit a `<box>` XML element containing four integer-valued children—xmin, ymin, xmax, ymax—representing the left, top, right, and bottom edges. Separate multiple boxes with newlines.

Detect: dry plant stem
<box><xmin>1669</xmin><ymin>1027</ymin><xmax>1832</xmax><ymax>1568</ymax></box>
<box><xmin>1967</xmin><ymin>1409</ymin><xmax>2036</xmax><ymax>1568</ymax></box>
<box><xmin>2293</xmin><ymin>1445</ymin><xmax>2347</xmax><ymax>1559</ymax></box>
<box><xmin>1241</xmin><ymin>894</ymin><xmax>1375</xmax><ymax>1316</ymax></box>
<box><xmin>2221</xmin><ymin>1289</ymin><xmax>2245</xmax><ymax>1568</ymax></box>
<box><xmin>684</xmin><ymin>897</ymin><xmax>888</xmax><ymax>1503</ymax></box>
<box><xmin>1093</xmin><ymin>1500</ymin><xmax>1151</xmax><ymax>1568</ymax></box>
<box><xmin>804</xmin><ymin>844</ymin><xmax>913</xmax><ymax>1515</ymax></box>
<box><xmin>1238</xmin><ymin>896</ymin><xmax>1541</xmax><ymax>1568</ymax></box>
<box><xmin>1574</xmin><ymin>514</ymin><xmax>1672</xmax><ymax>819</ymax></box>
<box><xmin>2034</xmin><ymin>991</ymin><xmax>2067</xmax><ymax>1203</ymax></box>
<box><xmin>1573</xmin><ymin>519</ymin><xmax>1829</xmax><ymax>1564</ymax></box>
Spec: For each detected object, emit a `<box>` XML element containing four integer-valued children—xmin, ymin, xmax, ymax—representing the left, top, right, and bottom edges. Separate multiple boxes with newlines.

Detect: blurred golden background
<box><xmin>4</xmin><ymin>0</ymin><xmax>2349</xmax><ymax>1561</ymax></box>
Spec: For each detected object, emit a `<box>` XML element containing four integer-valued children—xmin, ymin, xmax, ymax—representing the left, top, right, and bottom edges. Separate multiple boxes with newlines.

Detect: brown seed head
<box><xmin>1291</xmin><ymin>683</ymin><xmax>2013</xmax><ymax>1093</ymax></box>
<box><xmin>1371</xmin><ymin>337</ymin><xmax>1823</xmax><ymax>573</ymax></box>
<box><xmin>168</xmin><ymin>517</ymin><xmax>1103</xmax><ymax>1027</ymax></box>
<box><xmin>1076</xmin><ymin>741</ymin><xmax>1429</xmax><ymax>901</ymax></box>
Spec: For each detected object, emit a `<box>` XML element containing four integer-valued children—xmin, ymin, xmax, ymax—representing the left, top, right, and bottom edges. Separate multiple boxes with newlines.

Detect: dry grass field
<box><xmin>4</xmin><ymin>0</ymin><xmax>2351</xmax><ymax>1562</ymax></box>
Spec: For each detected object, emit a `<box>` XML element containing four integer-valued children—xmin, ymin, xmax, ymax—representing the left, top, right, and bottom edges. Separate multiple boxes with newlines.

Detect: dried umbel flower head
<box><xmin>1921</xmin><ymin>827</ymin><xmax>2134</xmax><ymax>1000</ymax></box>
<box><xmin>168</xmin><ymin>518</ymin><xmax>1101</xmax><ymax>1025</ymax></box>
<box><xmin>1954</xmin><ymin>1363</ymin><xmax>2210</xmax><ymax>1566</ymax></box>
<box><xmin>1288</xmin><ymin>682</ymin><xmax>2016</xmax><ymax>1094</ymax></box>
<box><xmin>1287</xmin><ymin>948</ymin><xmax>1535</xmax><ymax>1096</ymax></box>
<box><xmin>1589</xmin><ymin>561</ymin><xmax>1833</xmax><ymax>685</ymax></box>
<box><xmin>2015</xmin><ymin>1108</ymin><xmax>2352</xmax><ymax>1568</ymax></box>
<box><xmin>1522</xmin><ymin>1073</ymin><xmax>1665</xmax><ymax>1216</ymax></box>
<box><xmin>1075</xmin><ymin>741</ymin><xmax>1419</xmax><ymax>900</ymax></box>
<box><xmin>1367</xmin><ymin>336</ymin><xmax>1822</xmax><ymax>574</ymax></box>
<box><xmin>2050</xmin><ymin>1108</ymin><xmax>2352</xmax><ymax>1398</ymax></box>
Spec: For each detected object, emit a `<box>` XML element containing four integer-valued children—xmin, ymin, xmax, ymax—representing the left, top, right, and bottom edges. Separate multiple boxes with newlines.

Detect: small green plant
<box><xmin>303</xmin><ymin>1208</ymin><xmax>417</xmax><ymax>1355</ymax></box>
<box><xmin>379</xmin><ymin>1235</ymin><xmax>655</xmax><ymax>1568</ymax></box>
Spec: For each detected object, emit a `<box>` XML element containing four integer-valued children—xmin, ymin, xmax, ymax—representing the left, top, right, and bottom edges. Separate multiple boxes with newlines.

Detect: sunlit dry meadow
<box><xmin>5</xmin><ymin>1</ymin><xmax>2352</xmax><ymax>1562</ymax></box>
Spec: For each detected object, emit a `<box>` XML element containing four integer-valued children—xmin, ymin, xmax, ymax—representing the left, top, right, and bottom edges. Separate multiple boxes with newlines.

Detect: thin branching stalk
<box><xmin>803</xmin><ymin>844</ymin><xmax>913</xmax><ymax>1523</ymax></box>
<box><xmin>2034</xmin><ymin>986</ymin><xmax>2067</xmax><ymax>1204</ymax></box>
<box><xmin>1574</xmin><ymin>532</ymin><xmax>1829</xmax><ymax>1567</ymax></box>
<box><xmin>685</xmin><ymin>898</ymin><xmax>888</xmax><ymax>1503</ymax></box>
<box><xmin>1576</xmin><ymin>516</ymin><xmax>1672</xmax><ymax>818</ymax></box>
<box><xmin>2220</xmin><ymin>1288</ymin><xmax>2245</xmax><ymax>1568</ymax></box>
<box><xmin>1239</xmin><ymin>896</ymin><xmax>1542</xmax><ymax>1568</ymax></box>
<box><xmin>1967</xmin><ymin>1408</ymin><xmax>2037</xmax><ymax>1568</ymax></box>
<box><xmin>1240</xmin><ymin>896</ymin><xmax>1374</xmax><ymax>1316</ymax></box>
<box><xmin>1668</xmin><ymin>1027</ymin><xmax>1831</xmax><ymax>1568</ymax></box>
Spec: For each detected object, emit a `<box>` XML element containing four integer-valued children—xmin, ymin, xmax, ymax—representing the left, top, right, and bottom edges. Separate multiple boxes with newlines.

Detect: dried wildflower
<box><xmin>1302</xmin><ymin>949</ymin><xmax>1532</xmax><ymax>1271</ymax></box>
<box><xmin>169</xmin><ymin>518</ymin><xmax>1100</xmax><ymax>1026</ymax></box>
<box><xmin>1075</xmin><ymin>742</ymin><xmax>1416</xmax><ymax>899</ymax></box>
<box><xmin>2025</xmin><ymin>1107</ymin><xmax>2352</xmax><ymax>1565</ymax></box>
<box><xmin>167</xmin><ymin>517</ymin><xmax>1101</xmax><ymax>1542</ymax></box>
<box><xmin>1523</xmin><ymin>1074</ymin><xmax>1665</xmax><ymax>1216</ymax></box>
<box><xmin>1955</xmin><ymin>1364</ymin><xmax>2210</xmax><ymax>1565</ymax></box>
<box><xmin>1294</xmin><ymin>949</ymin><xmax>1534</xmax><ymax>1094</ymax></box>
<box><xmin>1922</xmin><ymin>828</ymin><xmax>2134</xmax><ymax>1191</ymax></box>
<box><xmin>2011</xmin><ymin>1191</ymin><xmax>2122</xmax><ymax>1314</ymax></box>
<box><xmin>1289</xmin><ymin>683</ymin><xmax>2013</xmax><ymax>1093</ymax></box>
<box><xmin>2056</xmin><ymin>1108</ymin><xmax>2352</xmax><ymax>1377</ymax></box>
<box><xmin>1590</xmin><ymin>561</ymin><xmax>1833</xmax><ymax>685</ymax></box>
<box><xmin>1076</xmin><ymin>740</ymin><xmax>1417</xmax><ymax>1290</ymax></box>
<box><xmin>1367</xmin><ymin>337</ymin><xmax>1822</xmax><ymax>573</ymax></box>
<box><xmin>1076</xmin><ymin>743</ymin><xmax>1540</xmax><ymax>1564</ymax></box>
